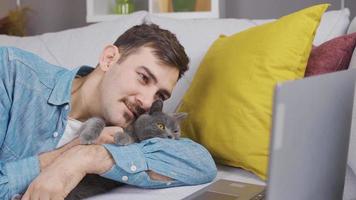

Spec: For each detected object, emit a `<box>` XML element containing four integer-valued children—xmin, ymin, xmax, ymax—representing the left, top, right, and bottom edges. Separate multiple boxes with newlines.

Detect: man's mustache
<box><xmin>123</xmin><ymin>99</ymin><xmax>146</xmax><ymax>119</ymax></box>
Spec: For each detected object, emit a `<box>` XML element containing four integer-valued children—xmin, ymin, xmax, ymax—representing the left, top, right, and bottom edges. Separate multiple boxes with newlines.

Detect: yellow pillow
<box><xmin>178</xmin><ymin>4</ymin><xmax>328</xmax><ymax>180</ymax></box>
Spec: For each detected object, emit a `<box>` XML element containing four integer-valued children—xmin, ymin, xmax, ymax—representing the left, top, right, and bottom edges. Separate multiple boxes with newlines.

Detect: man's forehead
<box><xmin>126</xmin><ymin>46</ymin><xmax>179</xmax><ymax>86</ymax></box>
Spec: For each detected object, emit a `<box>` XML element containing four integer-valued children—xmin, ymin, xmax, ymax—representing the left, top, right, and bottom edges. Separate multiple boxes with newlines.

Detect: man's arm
<box><xmin>0</xmin><ymin>47</ymin><xmax>41</xmax><ymax>199</ymax></box>
<box><xmin>20</xmin><ymin>138</ymin><xmax>217</xmax><ymax>199</ymax></box>
<box><xmin>0</xmin><ymin>85</ymin><xmax>41</xmax><ymax>199</ymax></box>
<box><xmin>39</xmin><ymin>141</ymin><xmax>179</xmax><ymax>181</ymax></box>
<box><xmin>99</xmin><ymin>138</ymin><xmax>217</xmax><ymax>188</ymax></box>
<box><xmin>21</xmin><ymin>145</ymin><xmax>113</xmax><ymax>200</ymax></box>
<box><xmin>38</xmin><ymin>138</ymin><xmax>81</xmax><ymax>170</ymax></box>
<box><xmin>0</xmin><ymin>137</ymin><xmax>81</xmax><ymax>199</ymax></box>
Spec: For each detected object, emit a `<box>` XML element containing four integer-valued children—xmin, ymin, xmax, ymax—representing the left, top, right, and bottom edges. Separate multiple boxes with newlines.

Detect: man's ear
<box><xmin>98</xmin><ymin>45</ymin><xmax>121</xmax><ymax>72</ymax></box>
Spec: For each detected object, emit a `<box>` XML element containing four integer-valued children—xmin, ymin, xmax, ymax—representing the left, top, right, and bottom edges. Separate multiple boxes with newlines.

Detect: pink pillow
<box><xmin>305</xmin><ymin>32</ymin><xmax>356</xmax><ymax>77</ymax></box>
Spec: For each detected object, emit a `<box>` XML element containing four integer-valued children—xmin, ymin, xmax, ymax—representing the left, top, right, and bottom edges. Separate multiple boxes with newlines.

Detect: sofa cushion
<box><xmin>347</xmin><ymin>16</ymin><xmax>356</xmax><ymax>34</ymax></box>
<box><xmin>305</xmin><ymin>32</ymin><xmax>356</xmax><ymax>76</ymax></box>
<box><xmin>177</xmin><ymin>4</ymin><xmax>328</xmax><ymax>179</ymax></box>
<box><xmin>313</xmin><ymin>8</ymin><xmax>350</xmax><ymax>45</ymax></box>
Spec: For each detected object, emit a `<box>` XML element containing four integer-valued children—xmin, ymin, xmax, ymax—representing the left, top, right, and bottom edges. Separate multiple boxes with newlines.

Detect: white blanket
<box><xmin>87</xmin><ymin>165</ymin><xmax>265</xmax><ymax>200</ymax></box>
<box><xmin>86</xmin><ymin>164</ymin><xmax>356</xmax><ymax>200</ymax></box>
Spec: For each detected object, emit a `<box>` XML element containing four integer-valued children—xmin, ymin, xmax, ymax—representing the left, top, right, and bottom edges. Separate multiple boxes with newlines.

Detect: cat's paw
<box><xmin>78</xmin><ymin>117</ymin><xmax>106</xmax><ymax>145</ymax></box>
<box><xmin>114</xmin><ymin>132</ymin><xmax>135</xmax><ymax>146</ymax></box>
<box><xmin>80</xmin><ymin>134</ymin><xmax>95</xmax><ymax>145</ymax></box>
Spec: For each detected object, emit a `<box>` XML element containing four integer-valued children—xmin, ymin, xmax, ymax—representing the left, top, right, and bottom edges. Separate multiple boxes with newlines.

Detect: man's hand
<box><xmin>23</xmin><ymin>145</ymin><xmax>114</xmax><ymax>200</ymax></box>
<box><xmin>38</xmin><ymin>126</ymin><xmax>122</xmax><ymax>171</ymax></box>
<box><xmin>38</xmin><ymin>138</ymin><xmax>81</xmax><ymax>170</ymax></box>
<box><xmin>93</xmin><ymin>126</ymin><xmax>123</xmax><ymax>145</ymax></box>
<box><xmin>29</xmin><ymin>134</ymin><xmax>172</xmax><ymax>199</ymax></box>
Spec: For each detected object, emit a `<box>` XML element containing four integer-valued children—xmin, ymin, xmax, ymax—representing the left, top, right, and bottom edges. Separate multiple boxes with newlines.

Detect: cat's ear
<box><xmin>172</xmin><ymin>112</ymin><xmax>188</xmax><ymax>122</ymax></box>
<box><xmin>149</xmin><ymin>99</ymin><xmax>163</xmax><ymax>114</ymax></box>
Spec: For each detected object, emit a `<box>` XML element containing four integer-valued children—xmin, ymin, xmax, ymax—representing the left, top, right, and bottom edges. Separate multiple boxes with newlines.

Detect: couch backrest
<box><xmin>0</xmin><ymin>9</ymin><xmax>350</xmax><ymax>112</ymax></box>
<box><xmin>0</xmin><ymin>11</ymin><xmax>147</xmax><ymax>68</ymax></box>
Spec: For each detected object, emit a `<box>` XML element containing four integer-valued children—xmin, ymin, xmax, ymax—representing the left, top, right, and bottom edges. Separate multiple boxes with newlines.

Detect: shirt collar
<box><xmin>47</xmin><ymin>66</ymin><xmax>94</xmax><ymax>105</ymax></box>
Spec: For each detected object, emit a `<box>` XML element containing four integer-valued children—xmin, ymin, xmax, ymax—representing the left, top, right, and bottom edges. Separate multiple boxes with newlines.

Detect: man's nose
<box><xmin>137</xmin><ymin>89</ymin><xmax>156</xmax><ymax>111</ymax></box>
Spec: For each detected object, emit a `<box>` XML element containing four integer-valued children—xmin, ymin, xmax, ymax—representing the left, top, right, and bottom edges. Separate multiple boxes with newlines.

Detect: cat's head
<box><xmin>134</xmin><ymin>100</ymin><xmax>187</xmax><ymax>141</ymax></box>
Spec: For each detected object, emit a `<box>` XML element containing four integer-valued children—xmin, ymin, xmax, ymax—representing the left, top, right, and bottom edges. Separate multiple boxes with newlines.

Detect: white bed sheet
<box><xmin>86</xmin><ymin>165</ymin><xmax>265</xmax><ymax>200</ymax></box>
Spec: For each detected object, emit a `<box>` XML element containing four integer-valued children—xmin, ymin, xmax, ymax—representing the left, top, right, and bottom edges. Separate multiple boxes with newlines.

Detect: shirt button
<box><xmin>64</xmin><ymin>105</ymin><xmax>69</xmax><ymax>110</ymax></box>
<box><xmin>53</xmin><ymin>131</ymin><xmax>59</xmax><ymax>138</ymax></box>
<box><xmin>122</xmin><ymin>176</ymin><xmax>128</xmax><ymax>182</ymax></box>
<box><xmin>130</xmin><ymin>165</ymin><xmax>137</xmax><ymax>172</ymax></box>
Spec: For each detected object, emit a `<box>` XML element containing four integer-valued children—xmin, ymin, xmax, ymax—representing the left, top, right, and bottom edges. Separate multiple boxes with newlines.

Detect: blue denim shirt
<box><xmin>0</xmin><ymin>47</ymin><xmax>217</xmax><ymax>199</ymax></box>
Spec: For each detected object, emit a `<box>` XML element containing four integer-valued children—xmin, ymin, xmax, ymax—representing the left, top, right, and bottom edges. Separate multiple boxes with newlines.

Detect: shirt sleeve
<box><xmin>0</xmin><ymin>157</ymin><xmax>41</xmax><ymax>199</ymax></box>
<box><xmin>0</xmin><ymin>47</ymin><xmax>41</xmax><ymax>199</ymax></box>
<box><xmin>101</xmin><ymin>138</ymin><xmax>217</xmax><ymax>189</ymax></box>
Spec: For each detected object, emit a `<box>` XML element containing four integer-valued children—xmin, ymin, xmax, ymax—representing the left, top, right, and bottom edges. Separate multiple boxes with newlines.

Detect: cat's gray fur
<box><xmin>79</xmin><ymin>100</ymin><xmax>187</xmax><ymax>146</ymax></box>
<box><xmin>65</xmin><ymin>100</ymin><xmax>187</xmax><ymax>200</ymax></box>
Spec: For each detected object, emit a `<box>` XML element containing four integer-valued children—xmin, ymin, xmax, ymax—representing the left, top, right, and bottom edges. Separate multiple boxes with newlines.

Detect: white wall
<box><xmin>0</xmin><ymin>0</ymin><xmax>87</xmax><ymax>35</ymax></box>
<box><xmin>0</xmin><ymin>0</ymin><xmax>355</xmax><ymax>36</ymax></box>
<box><xmin>225</xmin><ymin>0</ymin><xmax>355</xmax><ymax>19</ymax></box>
<box><xmin>0</xmin><ymin>0</ymin><xmax>16</xmax><ymax>18</ymax></box>
<box><xmin>225</xmin><ymin>0</ymin><xmax>341</xmax><ymax>19</ymax></box>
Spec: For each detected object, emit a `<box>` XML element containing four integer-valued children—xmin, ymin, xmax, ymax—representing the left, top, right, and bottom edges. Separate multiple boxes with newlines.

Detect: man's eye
<box><xmin>138</xmin><ymin>73</ymin><xmax>149</xmax><ymax>84</ymax></box>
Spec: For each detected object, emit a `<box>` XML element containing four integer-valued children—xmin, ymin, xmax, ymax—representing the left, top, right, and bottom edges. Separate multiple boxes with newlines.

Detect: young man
<box><xmin>0</xmin><ymin>24</ymin><xmax>217</xmax><ymax>200</ymax></box>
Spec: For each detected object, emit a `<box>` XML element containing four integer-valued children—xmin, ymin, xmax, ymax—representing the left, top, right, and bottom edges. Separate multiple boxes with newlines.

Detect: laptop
<box><xmin>183</xmin><ymin>68</ymin><xmax>356</xmax><ymax>200</ymax></box>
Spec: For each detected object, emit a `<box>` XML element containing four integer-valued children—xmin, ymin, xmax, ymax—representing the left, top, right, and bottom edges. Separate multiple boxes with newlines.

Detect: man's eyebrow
<box><xmin>140</xmin><ymin>66</ymin><xmax>172</xmax><ymax>99</ymax></box>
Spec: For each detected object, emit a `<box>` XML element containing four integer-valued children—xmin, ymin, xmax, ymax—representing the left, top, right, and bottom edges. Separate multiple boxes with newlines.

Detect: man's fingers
<box><xmin>21</xmin><ymin>190</ymin><xmax>30</xmax><ymax>200</ymax></box>
<box><xmin>29</xmin><ymin>189</ymin><xmax>40</xmax><ymax>200</ymax></box>
<box><xmin>52</xmin><ymin>194</ymin><xmax>65</xmax><ymax>200</ymax></box>
<box><xmin>95</xmin><ymin>134</ymin><xmax>115</xmax><ymax>144</ymax></box>
<box><xmin>105</xmin><ymin>126</ymin><xmax>123</xmax><ymax>134</ymax></box>
<box><xmin>20</xmin><ymin>195</ymin><xmax>28</xmax><ymax>200</ymax></box>
<box><xmin>38</xmin><ymin>192</ymin><xmax>50</xmax><ymax>200</ymax></box>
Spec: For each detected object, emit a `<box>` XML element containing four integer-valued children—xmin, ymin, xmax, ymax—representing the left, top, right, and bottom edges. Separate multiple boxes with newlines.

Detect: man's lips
<box><xmin>125</xmin><ymin>103</ymin><xmax>138</xmax><ymax>119</ymax></box>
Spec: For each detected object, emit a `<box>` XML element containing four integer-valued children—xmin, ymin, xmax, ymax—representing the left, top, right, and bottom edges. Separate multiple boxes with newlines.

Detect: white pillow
<box><xmin>347</xmin><ymin>16</ymin><xmax>356</xmax><ymax>34</ymax></box>
<box><xmin>0</xmin><ymin>11</ymin><xmax>148</xmax><ymax>68</ymax></box>
<box><xmin>313</xmin><ymin>8</ymin><xmax>350</xmax><ymax>46</ymax></box>
<box><xmin>145</xmin><ymin>9</ymin><xmax>351</xmax><ymax>112</ymax></box>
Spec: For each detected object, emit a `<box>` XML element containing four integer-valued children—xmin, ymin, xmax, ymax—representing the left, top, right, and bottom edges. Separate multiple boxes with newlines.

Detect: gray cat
<box><xmin>79</xmin><ymin>99</ymin><xmax>187</xmax><ymax>145</ymax></box>
<box><xmin>66</xmin><ymin>100</ymin><xmax>187</xmax><ymax>200</ymax></box>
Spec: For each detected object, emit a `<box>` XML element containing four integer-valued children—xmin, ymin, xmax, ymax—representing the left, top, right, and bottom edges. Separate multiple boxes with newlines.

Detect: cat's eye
<box><xmin>156</xmin><ymin>123</ymin><xmax>165</xmax><ymax>130</ymax></box>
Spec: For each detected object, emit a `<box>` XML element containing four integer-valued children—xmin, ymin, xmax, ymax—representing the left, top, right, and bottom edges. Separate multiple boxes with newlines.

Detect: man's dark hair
<box><xmin>114</xmin><ymin>23</ymin><xmax>189</xmax><ymax>79</ymax></box>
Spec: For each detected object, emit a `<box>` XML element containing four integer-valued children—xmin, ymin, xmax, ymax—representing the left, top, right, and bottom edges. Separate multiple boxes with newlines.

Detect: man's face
<box><xmin>99</xmin><ymin>46</ymin><xmax>179</xmax><ymax>127</ymax></box>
